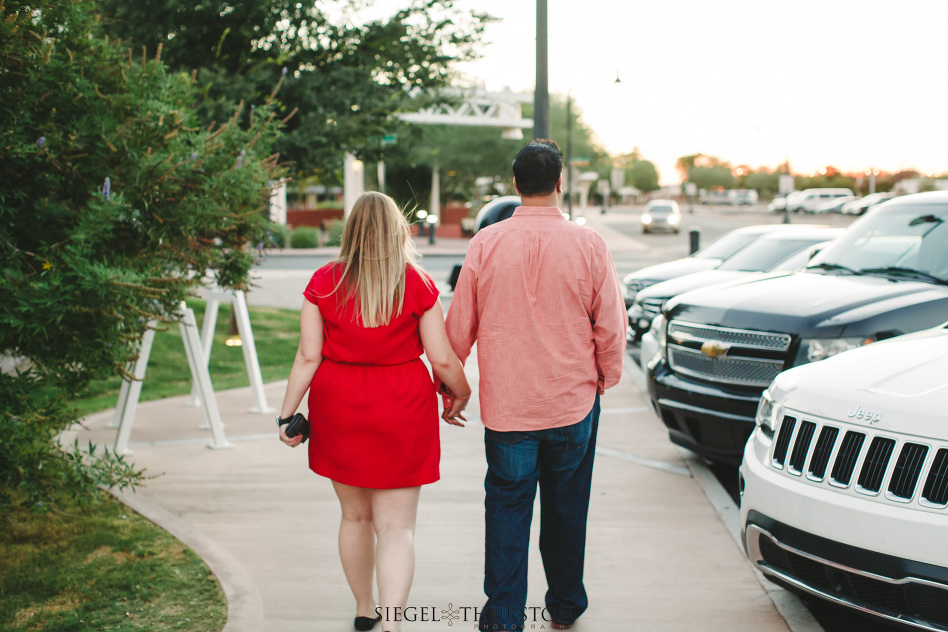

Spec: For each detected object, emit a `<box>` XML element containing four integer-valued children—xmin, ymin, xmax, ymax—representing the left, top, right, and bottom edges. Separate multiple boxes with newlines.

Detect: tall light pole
<box><xmin>534</xmin><ymin>0</ymin><xmax>550</xmax><ymax>140</ymax></box>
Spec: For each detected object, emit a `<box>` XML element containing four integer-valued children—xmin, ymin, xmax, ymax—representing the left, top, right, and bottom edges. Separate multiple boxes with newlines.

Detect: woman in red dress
<box><xmin>278</xmin><ymin>191</ymin><xmax>471</xmax><ymax>632</ymax></box>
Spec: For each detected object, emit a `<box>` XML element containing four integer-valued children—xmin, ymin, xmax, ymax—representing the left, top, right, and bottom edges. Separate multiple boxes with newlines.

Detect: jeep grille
<box><xmin>771</xmin><ymin>415</ymin><xmax>948</xmax><ymax>510</ymax></box>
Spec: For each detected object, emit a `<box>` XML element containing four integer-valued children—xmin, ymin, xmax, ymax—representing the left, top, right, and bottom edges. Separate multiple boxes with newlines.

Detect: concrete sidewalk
<box><xmin>75</xmin><ymin>356</ymin><xmax>805</xmax><ymax>632</ymax></box>
<box><xmin>71</xmin><ymin>205</ymin><xmax>821</xmax><ymax>632</ymax></box>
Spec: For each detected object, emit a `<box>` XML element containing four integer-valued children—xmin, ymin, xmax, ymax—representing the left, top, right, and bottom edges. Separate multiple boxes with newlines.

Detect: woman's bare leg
<box><xmin>371</xmin><ymin>486</ymin><xmax>421</xmax><ymax>632</ymax></box>
<box><xmin>332</xmin><ymin>481</ymin><xmax>378</xmax><ymax>619</ymax></box>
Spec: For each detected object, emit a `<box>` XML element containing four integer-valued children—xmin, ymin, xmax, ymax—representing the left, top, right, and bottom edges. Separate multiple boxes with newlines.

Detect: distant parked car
<box><xmin>791</xmin><ymin>188</ymin><xmax>855</xmax><ymax>213</ymax></box>
<box><xmin>621</xmin><ymin>224</ymin><xmax>819</xmax><ymax>308</ymax></box>
<box><xmin>701</xmin><ymin>190</ymin><xmax>731</xmax><ymax>205</ymax></box>
<box><xmin>782</xmin><ymin>191</ymin><xmax>805</xmax><ymax>213</ymax></box>
<box><xmin>627</xmin><ymin>226</ymin><xmax>842</xmax><ymax>341</ymax></box>
<box><xmin>813</xmin><ymin>195</ymin><xmax>856</xmax><ymax>214</ymax></box>
<box><xmin>730</xmin><ymin>189</ymin><xmax>760</xmax><ymax>206</ymax></box>
<box><xmin>768</xmin><ymin>195</ymin><xmax>792</xmax><ymax>213</ymax></box>
<box><xmin>841</xmin><ymin>192</ymin><xmax>898</xmax><ymax>215</ymax></box>
<box><xmin>741</xmin><ymin>322</ymin><xmax>948</xmax><ymax>631</ymax></box>
<box><xmin>641</xmin><ymin>199</ymin><xmax>682</xmax><ymax>234</ymax></box>
<box><xmin>473</xmin><ymin>195</ymin><xmax>520</xmax><ymax>233</ymax></box>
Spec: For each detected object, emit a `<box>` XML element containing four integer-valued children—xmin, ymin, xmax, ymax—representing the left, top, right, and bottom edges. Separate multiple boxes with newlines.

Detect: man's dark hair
<box><xmin>512</xmin><ymin>139</ymin><xmax>563</xmax><ymax>197</ymax></box>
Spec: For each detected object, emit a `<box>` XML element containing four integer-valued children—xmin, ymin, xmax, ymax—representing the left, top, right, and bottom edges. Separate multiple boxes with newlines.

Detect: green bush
<box><xmin>265</xmin><ymin>223</ymin><xmax>291</xmax><ymax>249</ymax></box>
<box><xmin>325</xmin><ymin>219</ymin><xmax>346</xmax><ymax>247</ymax></box>
<box><xmin>0</xmin><ymin>0</ymin><xmax>284</xmax><ymax>511</ymax></box>
<box><xmin>290</xmin><ymin>227</ymin><xmax>321</xmax><ymax>248</ymax></box>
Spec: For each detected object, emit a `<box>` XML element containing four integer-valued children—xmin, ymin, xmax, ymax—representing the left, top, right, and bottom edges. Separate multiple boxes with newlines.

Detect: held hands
<box><xmin>438</xmin><ymin>382</ymin><xmax>469</xmax><ymax>427</ymax></box>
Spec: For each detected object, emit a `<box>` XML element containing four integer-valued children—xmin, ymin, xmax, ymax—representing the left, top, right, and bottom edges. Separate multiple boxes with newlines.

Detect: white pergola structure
<box><xmin>344</xmin><ymin>89</ymin><xmax>533</xmax><ymax>218</ymax></box>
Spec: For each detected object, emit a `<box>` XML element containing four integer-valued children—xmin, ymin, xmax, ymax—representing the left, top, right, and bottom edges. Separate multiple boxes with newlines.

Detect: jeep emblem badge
<box><xmin>848</xmin><ymin>406</ymin><xmax>882</xmax><ymax>424</ymax></box>
<box><xmin>701</xmin><ymin>340</ymin><xmax>730</xmax><ymax>358</ymax></box>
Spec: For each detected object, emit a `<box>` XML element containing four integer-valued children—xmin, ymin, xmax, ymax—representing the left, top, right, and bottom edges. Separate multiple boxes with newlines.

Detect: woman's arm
<box><xmin>419</xmin><ymin>299</ymin><xmax>472</xmax><ymax>425</ymax></box>
<box><xmin>278</xmin><ymin>300</ymin><xmax>324</xmax><ymax>447</ymax></box>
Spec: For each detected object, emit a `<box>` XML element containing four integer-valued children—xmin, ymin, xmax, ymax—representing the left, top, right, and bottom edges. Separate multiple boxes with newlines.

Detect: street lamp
<box><xmin>866</xmin><ymin>168</ymin><xmax>878</xmax><ymax>194</ymax></box>
<box><xmin>416</xmin><ymin>209</ymin><xmax>428</xmax><ymax>236</ymax></box>
<box><xmin>534</xmin><ymin>0</ymin><xmax>549</xmax><ymax>139</ymax></box>
<box><xmin>426</xmin><ymin>214</ymin><xmax>438</xmax><ymax>245</ymax></box>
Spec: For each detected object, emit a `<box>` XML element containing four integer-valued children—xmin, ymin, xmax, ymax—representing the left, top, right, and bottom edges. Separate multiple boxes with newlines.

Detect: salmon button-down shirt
<box><xmin>445</xmin><ymin>205</ymin><xmax>627</xmax><ymax>432</ymax></box>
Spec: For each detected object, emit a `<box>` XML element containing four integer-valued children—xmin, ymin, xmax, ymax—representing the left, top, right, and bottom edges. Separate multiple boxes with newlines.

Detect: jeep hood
<box><xmin>770</xmin><ymin>326</ymin><xmax>948</xmax><ymax>438</ymax></box>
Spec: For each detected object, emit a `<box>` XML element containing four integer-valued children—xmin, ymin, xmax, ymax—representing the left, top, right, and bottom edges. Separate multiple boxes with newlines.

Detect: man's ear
<box><xmin>512</xmin><ymin>177</ymin><xmax>521</xmax><ymax>196</ymax></box>
<box><xmin>556</xmin><ymin>175</ymin><xmax>563</xmax><ymax>194</ymax></box>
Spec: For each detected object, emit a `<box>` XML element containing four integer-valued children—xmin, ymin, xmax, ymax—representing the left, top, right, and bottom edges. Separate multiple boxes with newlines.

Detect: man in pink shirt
<box><xmin>444</xmin><ymin>140</ymin><xmax>626</xmax><ymax>631</ymax></box>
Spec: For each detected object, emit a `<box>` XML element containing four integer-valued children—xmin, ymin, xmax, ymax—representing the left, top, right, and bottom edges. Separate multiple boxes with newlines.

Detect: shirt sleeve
<box><xmin>589</xmin><ymin>239</ymin><xmax>627</xmax><ymax>393</ymax></box>
<box><xmin>303</xmin><ymin>267</ymin><xmax>327</xmax><ymax>306</ymax></box>
<box><xmin>444</xmin><ymin>243</ymin><xmax>479</xmax><ymax>365</ymax></box>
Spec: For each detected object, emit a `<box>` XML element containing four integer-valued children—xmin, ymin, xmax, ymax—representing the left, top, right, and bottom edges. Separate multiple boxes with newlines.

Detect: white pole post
<box><xmin>188</xmin><ymin>294</ymin><xmax>221</xmax><ymax>407</ymax></box>
<box><xmin>343</xmin><ymin>153</ymin><xmax>365</xmax><ymax>218</ymax></box>
<box><xmin>232</xmin><ymin>290</ymin><xmax>274</xmax><ymax>413</ymax></box>
<box><xmin>113</xmin><ymin>326</ymin><xmax>157</xmax><ymax>455</ymax></box>
<box><xmin>179</xmin><ymin>304</ymin><xmax>232</xmax><ymax>449</ymax></box>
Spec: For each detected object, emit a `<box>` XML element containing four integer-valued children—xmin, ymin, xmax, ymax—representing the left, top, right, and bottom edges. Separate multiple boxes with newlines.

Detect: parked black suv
<box><xmin>645</xmin><ymin>191</ymin><xmax>948</xmax><ymax>464</ymax></box>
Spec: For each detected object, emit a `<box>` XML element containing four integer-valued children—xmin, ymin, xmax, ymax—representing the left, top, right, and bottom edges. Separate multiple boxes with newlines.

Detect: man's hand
<box><xmin>439</xmin><ymin>382</ymin><xmax>468</xmax><ymax>427</ymax></box>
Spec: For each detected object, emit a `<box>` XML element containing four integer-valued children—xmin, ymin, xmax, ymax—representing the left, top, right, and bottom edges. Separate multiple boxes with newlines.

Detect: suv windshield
<box><xmin>693</xmin><ymin>231</ymin><xmax>759</xmax><ymax>260</ymax></box>
<box><xmin>809</xmin><ymin>203</ymin><xmax>948</xmax><ymax>281</ymax></box>
<box><xmin>718</xmin><ymin>238</ymin><xmax>823</xmax><ymax>272</ymax></box>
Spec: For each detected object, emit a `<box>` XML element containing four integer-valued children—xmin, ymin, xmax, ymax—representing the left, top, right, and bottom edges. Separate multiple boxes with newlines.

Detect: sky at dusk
<box><xmin>435</xmin><ymin>0</ymin><xmax>948</xmax><ymax>184</ymax></box>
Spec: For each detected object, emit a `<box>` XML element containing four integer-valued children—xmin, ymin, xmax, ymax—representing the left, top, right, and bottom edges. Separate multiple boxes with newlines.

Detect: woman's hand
<box><xmin>441</xmin><ymin>394</ymin><xmax>468</xmax><ymax>427</ymax></box>
<box><xmin>279</xmin><ymin>425</ymin><xmax>304</xmax><ymax>448</ymax></box>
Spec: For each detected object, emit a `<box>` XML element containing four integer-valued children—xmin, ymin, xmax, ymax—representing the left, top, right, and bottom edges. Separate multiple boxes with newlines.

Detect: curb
<box><xmin>109</xmin><ymin>488</ymin><xmax>264</xmax><ymax>632</ymax></box>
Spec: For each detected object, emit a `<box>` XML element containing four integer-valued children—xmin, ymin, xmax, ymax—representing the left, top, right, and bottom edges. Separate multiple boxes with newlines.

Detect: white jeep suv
<box><xmin>740</xmin><ymin>323</ymin><xmax>948</xmax><ymax>630</ymax></box>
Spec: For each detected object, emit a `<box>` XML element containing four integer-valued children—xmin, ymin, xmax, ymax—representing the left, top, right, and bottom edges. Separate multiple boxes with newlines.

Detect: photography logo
<box><xmin>440</xmin><ymin>603</ymin><xmax>461</xmax><ymax>626</ymax></box>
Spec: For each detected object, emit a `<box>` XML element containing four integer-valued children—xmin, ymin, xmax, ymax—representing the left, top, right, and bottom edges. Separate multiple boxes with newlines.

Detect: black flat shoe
<box><xmin>354</xmin><ymin>614</ymin><xmax>381</xmax><ymax>631</ymax></box>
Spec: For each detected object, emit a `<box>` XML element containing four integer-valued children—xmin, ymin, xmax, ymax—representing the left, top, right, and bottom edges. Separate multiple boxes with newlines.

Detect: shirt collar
<box><xmin>512</xmin><ymin>206</ymin><xmax>564</xmax><ymax>218</ymax></box>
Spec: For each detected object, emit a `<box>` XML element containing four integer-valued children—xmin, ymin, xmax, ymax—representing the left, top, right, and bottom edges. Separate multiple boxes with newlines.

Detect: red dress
<box><xmin>303</xmin><ymin>263</ymin><xmax>441</xmax><ymax>488</ymax></box>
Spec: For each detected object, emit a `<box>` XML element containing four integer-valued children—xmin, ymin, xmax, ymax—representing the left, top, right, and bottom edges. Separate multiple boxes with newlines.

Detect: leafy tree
<box><xmin>99</xmin><ymin>0</ymin><xmax>493</xmax><ymax>175</ymax></box>
<box><xmin>617</xmin><ymin>152</ymin><xmax>660</xmax><ymax>193</ymax></box>
<box><xmin>677</xmin><ymin>153</ymin><xmax>735</xmax><ymax>190</ymax></box>
<box><xmin>1</xmin><ymin>0</ymin><xmax>283</xmax><ymax>510</ymax></box>
<box><xmin>743</xmin><ymin>169</ymin><xmax>780</xmax><ymax>197</ymax></box>
<box><xmin>388</xmin><ymin>123</ymin><xmax>523</xmax><ymax>209</ymax></box>
<box><xmin>549</xmin><ymin>94</ymin><xmax>610</xmax><ymax>174</ymax></box>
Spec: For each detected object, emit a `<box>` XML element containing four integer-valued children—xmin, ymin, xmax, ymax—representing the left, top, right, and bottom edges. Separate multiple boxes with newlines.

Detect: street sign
<box><xmin>778</xmin><ymin>174</ymin><xmax>795</xmax><ymax>194</ymax></box>
<box><xmin>381</xmin><ymin>134</ymin><xmax>397</xmax><ymax>146</ymax></box>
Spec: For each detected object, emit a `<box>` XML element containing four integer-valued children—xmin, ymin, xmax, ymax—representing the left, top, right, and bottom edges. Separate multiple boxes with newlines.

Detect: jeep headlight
<box><xmin>641</xmin><ymin>213</ymin><xmax>652</xmax><ymax>225</ymax></box>
<box><xmin>801</xmin><ymin>336</ymin><xmax>873</xmax><ymax>363</ymax></box>
<box><xmin>755</xmin><ymin>390</ymin><xmax>780</xmax><ymax>439</ymax></box>
<box><xmin>668</xmin><ymin>214</ymin><xmax>680</xmax><ymax>225</ymax></box>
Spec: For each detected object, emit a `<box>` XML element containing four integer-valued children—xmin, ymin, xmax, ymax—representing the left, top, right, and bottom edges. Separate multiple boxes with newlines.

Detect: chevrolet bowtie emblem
<box><xmin>701</xmin><ymin>340</ymin><xmax>731</xmax><ymax>358</ymax></box>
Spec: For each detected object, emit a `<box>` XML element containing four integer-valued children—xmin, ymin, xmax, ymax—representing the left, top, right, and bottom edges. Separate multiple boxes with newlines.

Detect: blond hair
<box><xmin>334</xmin><ymin>191</ymin><xmax>429</xmax><ymax>328</ymax></box>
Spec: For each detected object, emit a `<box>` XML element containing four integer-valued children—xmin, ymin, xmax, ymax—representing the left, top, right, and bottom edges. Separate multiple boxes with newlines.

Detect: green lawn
<box><xmin>74</xmin><ymin>300</ymin><xmax>301</xmax><ymax>417</ymax></box>
<box><xmin>0</xmin><ymin>301</ymin><xmax>302</xmax><ymax>631</ymax></box>
<box><xmin>0</xmin><ymin>493</ymin><xmax>227</xmax><ymax>631</ymax></box>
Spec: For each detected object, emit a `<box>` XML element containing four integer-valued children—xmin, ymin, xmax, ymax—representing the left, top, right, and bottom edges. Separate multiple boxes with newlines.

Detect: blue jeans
<box><xmin>479</xmin><ymin>396</ymin><xmax>600</xmax><ymax>631</ymax></box>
